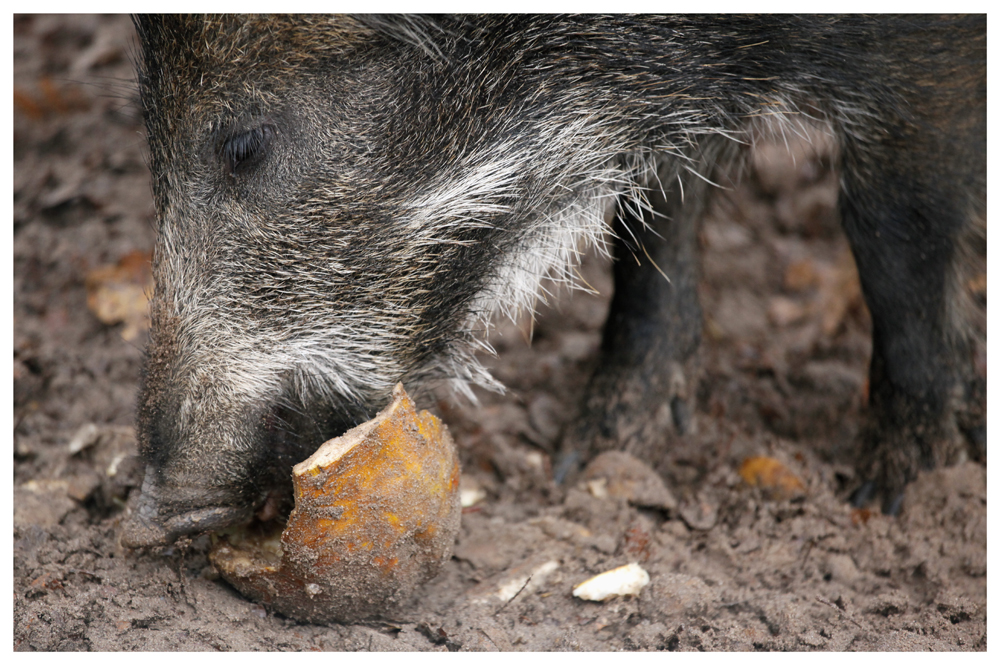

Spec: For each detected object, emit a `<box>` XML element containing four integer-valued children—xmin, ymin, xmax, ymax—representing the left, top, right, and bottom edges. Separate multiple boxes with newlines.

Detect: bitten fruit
<box><xmin>209</xmin><ymin>384</ymin><xmax>461</xmax><ymax>624</ymax></box>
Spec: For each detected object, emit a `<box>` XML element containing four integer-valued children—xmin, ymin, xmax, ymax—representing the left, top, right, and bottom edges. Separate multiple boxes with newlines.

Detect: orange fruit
<box><xmin>209</xmin><ymin>384</ymin><xmax>461</xmax><ymax>623</ymax></box>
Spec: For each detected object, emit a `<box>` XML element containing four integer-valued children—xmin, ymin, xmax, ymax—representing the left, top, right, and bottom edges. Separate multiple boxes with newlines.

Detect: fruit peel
<box><xmin>209</xmin><ymin>384</ymin><xmax>461</xmax><ymax>624</ymax></box>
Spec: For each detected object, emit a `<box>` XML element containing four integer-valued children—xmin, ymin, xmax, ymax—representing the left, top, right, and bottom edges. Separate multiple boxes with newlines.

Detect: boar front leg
<box><xmin>559</xmin><ymin>155</ymin><xmax>712</xmax><ymax>482</ymax></box>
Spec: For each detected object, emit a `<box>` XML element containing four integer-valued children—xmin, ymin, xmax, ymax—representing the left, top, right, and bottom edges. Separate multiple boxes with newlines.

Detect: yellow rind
<box><xmin>209</xmin><ymin>384</ymin><xmax>461</xmax><ymax>624</ymax></box>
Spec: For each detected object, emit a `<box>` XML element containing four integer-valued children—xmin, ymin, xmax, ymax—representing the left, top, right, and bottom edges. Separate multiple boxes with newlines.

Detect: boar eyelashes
<box><xmin>221</xmin><ymin>123</ymin><xmax>276</xmax><ymax>176</ymax></box>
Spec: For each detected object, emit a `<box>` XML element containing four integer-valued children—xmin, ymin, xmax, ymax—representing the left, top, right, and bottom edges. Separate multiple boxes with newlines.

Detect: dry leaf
<box><xmin>780</xmin><ymin>247</ymin><xmax>865</xmax><ymax>336</ymax></box>
<box><xmin>816</xmin><ymin>246</ymin><xmax>864</xmax><ymax>336</ymax></box>
<box><xmin>739</xmin><ymin>456</ymin><xmax>806</xmax><ymax>500</ymax></box>
<box><xmin>85</xmin><ymin>250</ymin><xmax>152</xmax><ymax>341</ymax></box>
<box><xmin>851</xmin><ymin>508</ymin><xmax>874</xmax><ymax>526</ymax></box>
<box><xmin>783</xmin><ymin>258</ymin><xmax>820</xmax><ymax>292</ymax></box>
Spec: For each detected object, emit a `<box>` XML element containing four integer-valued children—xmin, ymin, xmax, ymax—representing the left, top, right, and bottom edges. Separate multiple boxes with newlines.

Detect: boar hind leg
<box><xmin>842</xmin><ymin>127</ymin><xmax>986</xmax><ymax>514</ymax></box>
<box><xmin>558</xmin><ymin>157</ymin><xmax>711</xmax><ymax>482</ymax></box>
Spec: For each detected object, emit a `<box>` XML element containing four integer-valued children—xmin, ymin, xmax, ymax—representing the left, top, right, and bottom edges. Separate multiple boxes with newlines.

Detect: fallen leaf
<box><xmin>780</xmin><ymin>247</ymin><xmax>865</xmax><ymax>337</ymax></box>
<box><xmin>85</xmin><ymin>250</ymin><xmax>152</xmax><ymax>341</ymax></box>
<box><xmin>739</xmin><ymin>456</ymin><xmax>806</xmax><ymax>500</ymax></box>
<box><xmin>13</xmin><ymin>88</ymin><xmax>43</xmax><ymax>119</ymax></box>
<box><xmin>851</xmin><ymin>508</ymin><xmax>874</xmax><ymax>526</ymax></box>
<box><xmin>14</xmin><ymin>77</ymin><xmax>90</xmax><ymax>119</ymax></box>
<box><xmin>783</xmin><ymin>258</ymin><xmax>820</xmax><ymax>292</ymax></box>
<box><xmin>817</xmin><ymin>246</ymin><xmax>864</xmax><ymax>336</ymax></box>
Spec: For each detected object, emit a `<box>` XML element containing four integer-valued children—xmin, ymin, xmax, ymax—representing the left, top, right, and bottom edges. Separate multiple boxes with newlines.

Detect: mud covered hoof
<box><xmin>558</xmin><ymin>357</ymin><xmax>700</xmax><ymax>486</ymax></box>
<box><xmin>850</xmin><ymin>480</ymin><xmax>904</xmax><ymax>516</ymax></box>
<box><xmin>849</xmin><ymin>404</ymin><xmax>980</xmax><ymax>516</ymax></box>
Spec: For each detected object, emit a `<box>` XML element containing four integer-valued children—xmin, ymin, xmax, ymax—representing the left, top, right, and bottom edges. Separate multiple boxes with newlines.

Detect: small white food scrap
<box><xmin>459</xmin><ymin>477</ymin><xmax>487</xmax><ymax>508</ymax></box>
<box><xmin>572</xmin><ymin>563</ymin><xmax>650</xmax><ymax>601</ymax></box>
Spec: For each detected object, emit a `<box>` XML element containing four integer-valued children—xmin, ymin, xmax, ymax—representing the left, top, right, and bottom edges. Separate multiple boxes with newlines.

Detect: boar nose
<box><xmin>120</xmin><ymin>465</ymin><xmax>252</xmax><ymax>547</ymax></box>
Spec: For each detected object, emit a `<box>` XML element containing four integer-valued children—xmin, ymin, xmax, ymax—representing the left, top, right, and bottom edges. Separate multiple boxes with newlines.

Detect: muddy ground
<box><xmin>12</xmin><ymin>15</ymin><xmax>987</xmax><ymax>651</ymax></box>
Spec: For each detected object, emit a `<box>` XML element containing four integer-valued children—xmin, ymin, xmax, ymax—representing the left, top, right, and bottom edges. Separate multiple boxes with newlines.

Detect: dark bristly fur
<box><xmin>121</xmin><ymin>15</ymin><xmax>985</xmax><ymax>548</ymax></box>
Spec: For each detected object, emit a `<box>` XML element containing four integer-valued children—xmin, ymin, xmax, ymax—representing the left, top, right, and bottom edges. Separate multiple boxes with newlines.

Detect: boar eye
<box><xmin>221</xmin><ymin>123</ymin><xmax>275</xmax><ymax>176</ymax></box>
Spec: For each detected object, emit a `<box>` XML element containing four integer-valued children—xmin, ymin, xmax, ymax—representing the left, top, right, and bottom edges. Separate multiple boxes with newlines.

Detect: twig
<box><xmin>494</xmin><ymin>574</ymin><xmax>533</xmax><ymax>617</ymax></box>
